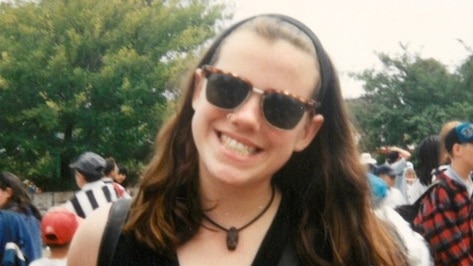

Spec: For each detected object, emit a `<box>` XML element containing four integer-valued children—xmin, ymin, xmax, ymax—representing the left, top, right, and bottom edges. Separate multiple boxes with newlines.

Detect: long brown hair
<box><xmin>124</xmin><ymin>14</ymin><xmax>407</xmax><ymax>265</ymax></box>
<box><xmin>0</xmin><ymin>172</ymin><xmax>41</xmax><ymax>220</ymax></box>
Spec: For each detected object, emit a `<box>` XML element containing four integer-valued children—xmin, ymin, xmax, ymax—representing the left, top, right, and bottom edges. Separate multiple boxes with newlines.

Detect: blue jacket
<box><xmin>0</xmin><ymin>210</ymin><xmax>42</xmax><ymax>264</ymax></box>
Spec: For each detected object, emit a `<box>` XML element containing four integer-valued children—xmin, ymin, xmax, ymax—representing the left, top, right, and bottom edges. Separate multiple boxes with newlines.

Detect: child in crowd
<box><xmin>30</xmin><ymin>209</ymin><xmax>81</xmax><ymax>266</ymax></box>
<box><xmin>404</xmin><ymin>166</ymin><xmax>426</xmax><ymax>204</ymax></box>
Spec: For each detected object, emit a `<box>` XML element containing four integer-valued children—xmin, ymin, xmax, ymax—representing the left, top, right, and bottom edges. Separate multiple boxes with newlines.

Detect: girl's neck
<box><xmin>200</xmin><ymin>181</ymin><xmax>277</xmax><ymax>226</ymax></box>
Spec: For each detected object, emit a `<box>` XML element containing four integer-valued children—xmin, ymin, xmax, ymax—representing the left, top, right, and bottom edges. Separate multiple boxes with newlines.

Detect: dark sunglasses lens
<box><xmin>263</xmin><ymin>93</ymin><xmax>306</xmax><ymax>130</ymax></box>
<box><xmin>206</xmin><ymin>73</ymin><xmax>250</xmax><ymax>109</ymax></box>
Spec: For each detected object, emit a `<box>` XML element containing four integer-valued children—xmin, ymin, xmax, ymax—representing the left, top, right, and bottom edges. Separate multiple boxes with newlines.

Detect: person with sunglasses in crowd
<box><xmin>68</xmin><ymin>14</ymin><xmax>430</xmax><ymax>265</ymax></box>
<box><xmin>0</xmin><ymin>172</ymin><xmax>42</xmax><ymax>264</ymax></box>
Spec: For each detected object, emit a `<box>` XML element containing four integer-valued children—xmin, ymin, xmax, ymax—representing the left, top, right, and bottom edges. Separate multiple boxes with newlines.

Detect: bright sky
<box><xmin>226</xmin><ymin>0</ymin><xmax>473</xmax><ymax>98</ymax></box>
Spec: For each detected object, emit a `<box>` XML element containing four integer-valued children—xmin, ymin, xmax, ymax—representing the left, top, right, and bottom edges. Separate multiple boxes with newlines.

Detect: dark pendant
<box><xmin>226</xmin><ymin>227</ymin><xmax>239</xmax><ymax>251</ymax></box>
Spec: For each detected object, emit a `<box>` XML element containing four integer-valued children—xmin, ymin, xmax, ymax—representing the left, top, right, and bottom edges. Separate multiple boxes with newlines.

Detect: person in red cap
<box><xmin>29</xmin><ymin>209</ymin><xmax>82</xmax><ymax>266</ymax></box>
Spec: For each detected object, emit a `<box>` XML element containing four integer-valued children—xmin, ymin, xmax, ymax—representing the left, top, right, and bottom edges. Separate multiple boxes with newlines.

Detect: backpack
<box><xmin>97</xmin><ymin>198</ymin><xmax>131</xmax><ymax>266</ymax></box>
<box><xmin>394</xmin><ymin>179</ymin><xmax>448</xmax><ymax>229</ymax></box>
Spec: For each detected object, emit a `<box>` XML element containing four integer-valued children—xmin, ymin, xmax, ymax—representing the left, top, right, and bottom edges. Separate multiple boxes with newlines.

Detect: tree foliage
<box><xmin>348</xmin><ymin>46</ymin><xmax>473</xmax><ymax>154</ymax></box>
<box><xmin>0</xmin><ymin>0</ymin><xmax>230</xmax><ymax>190</ymax></box>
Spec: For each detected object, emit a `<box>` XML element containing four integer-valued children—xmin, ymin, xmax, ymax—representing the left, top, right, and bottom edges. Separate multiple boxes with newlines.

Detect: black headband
<box><xmin>198</xmin><ymin>14</ymin><xmax>333</xmax><ymax>110</ymax></box>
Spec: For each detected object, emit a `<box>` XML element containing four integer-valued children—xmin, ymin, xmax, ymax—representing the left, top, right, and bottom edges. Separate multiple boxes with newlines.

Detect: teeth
<box><xmin>221</xmin><ymin>134</ymin><xmax>256</xmax><ymax>156</ymax></box>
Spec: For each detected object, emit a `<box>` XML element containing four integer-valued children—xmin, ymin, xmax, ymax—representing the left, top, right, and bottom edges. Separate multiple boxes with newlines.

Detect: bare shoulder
<box><xmin>68</xmin><ymin>203</ymin><xmax>112</xmax><ymax>266</ymax></box>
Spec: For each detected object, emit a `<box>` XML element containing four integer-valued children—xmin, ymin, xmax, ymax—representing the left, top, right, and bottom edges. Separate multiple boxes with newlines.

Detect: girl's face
<box><xmin>405</xmin><ymin>170</ymin><xmax>415</xmax><ymax>178</ymax></box>
<box><xmin>191</xmin><ymin>30</ymin><xmax>323</xmax><ymax>187</ymax></box>
<box><xmin>0</xmin><ymin>187</ymin><xmax>12</xmax><ymax>208</ymax></box>
<box><xmin>404</xmin><ymin>169</ymin><xmax>416</xmax><ymax>184</ymax></box>
<box><xmin>115</xmin><ymin>172</ymin><xmax>126</xmax><ymax>184</ymax></box>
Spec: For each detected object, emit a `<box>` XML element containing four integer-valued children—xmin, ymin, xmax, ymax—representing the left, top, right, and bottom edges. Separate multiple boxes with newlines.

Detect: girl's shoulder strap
<box><xmin>97</xmin><ymin>198</ymin><xmax>132</xmax><ymax>266</ymax></box>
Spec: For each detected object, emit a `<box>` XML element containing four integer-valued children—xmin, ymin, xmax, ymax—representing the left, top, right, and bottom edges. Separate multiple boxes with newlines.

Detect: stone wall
<box><xmin>31</xmin><ymin>191</ymin><xmax>75</xmax><ymax>214</ymax></box>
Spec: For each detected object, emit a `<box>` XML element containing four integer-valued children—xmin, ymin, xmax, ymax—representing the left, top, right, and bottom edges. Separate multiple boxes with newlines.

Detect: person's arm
<box><xmin>67</xmin><ymin>203</ymin><xmax>112</xmax><ymax>266</ymax></box>
<box><xmin>389</xmin><ymin>146</ymin><xmax>411</xmax><ymax>160</ymax></box>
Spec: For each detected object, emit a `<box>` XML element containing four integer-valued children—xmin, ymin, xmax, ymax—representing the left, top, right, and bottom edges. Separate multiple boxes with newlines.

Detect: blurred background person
<box><xmin>0</xmin><ymin>172</ymin><xmax>42</xmax><ymax>264</ymax></box>
<box><xmin>384</xmin><ymin>146</ymin><xmax>412</xmax><ymax>203</ymax></box>
<box><xmin>30</xmin><ymin>209</ymin><xmax>82</xmax><ymax>266</ymax></box>
<box><xmin>404</xmin><ymin>165</ymin><xmax>425</xmax><ymax>204</ymax></box>
<box><xmin>117</xmin><ymin>164</ymin><xmax>133</xmax><ymax>196</ymax></box>
<box><xmin>438</xmin><ymin>120</ymin><xmax>461</xmax><ymax>170</ymax></box>
<box><xmin>102</xmin><ymin>157</ymin><xmax>130</xmax><ymax>199</ymax></box>
<box><xmin>360</xmin><ymin>152</ymin><xmax>387</xmax><ymax>208</ymax></box>
<box><xmin>360</xmin><ymin>152</ymin><xmax>378</xmax><ymax>173</ymax></box>
<box><xmin>361</xmin><ymin>155</ymin><xmax>431</xmax><ymax>265</ymax></box>
<box><xmin>416</xmin><ymin>135</ymin><xmax>443</xmax><ymax>187</ymax></box>
<box><xmin>374</xmin><ymin>165</ymin><xmax>407</xmax><ymax>208</ymax></box>
<box><xmin>414</xmin><ymin>121</ymin><xmax>473</xmax><ymax>265</ymax></box>
<box><xmin>116</xmin><ymin>164</ymin><xmax>128</xmax><ymax>185</ymax></box>
<box><xmin>61</xmin><ymin>152</ymin><xmax>119</xmax><ymax>218</ymax></box>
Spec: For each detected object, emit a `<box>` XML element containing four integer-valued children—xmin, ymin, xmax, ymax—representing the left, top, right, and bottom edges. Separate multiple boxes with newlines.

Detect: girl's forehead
<box><xmin>214</xmin><ymin>31</ymin><xmax>319</xmax><ymax>95</ymax></box>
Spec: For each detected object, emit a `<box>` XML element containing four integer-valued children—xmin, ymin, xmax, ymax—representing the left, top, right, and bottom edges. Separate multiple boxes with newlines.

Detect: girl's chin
<box><xmin>203</xmin><ymin>166</ymin><xmax>256</xmax><ymax>186</ymax></box>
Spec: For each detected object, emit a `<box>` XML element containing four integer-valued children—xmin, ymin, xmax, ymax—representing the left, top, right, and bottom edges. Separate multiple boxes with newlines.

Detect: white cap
<box><xmin>360</xmin><ymin>153</ymin><xmax>377</xmax><ymax>165</ymax></box>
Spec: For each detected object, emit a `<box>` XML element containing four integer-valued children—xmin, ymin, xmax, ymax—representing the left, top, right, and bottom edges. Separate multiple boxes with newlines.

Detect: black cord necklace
<box><xmin>202</xmin><ymin>185</ymin><xmax>276</xmax><ymax>251</ymax></box>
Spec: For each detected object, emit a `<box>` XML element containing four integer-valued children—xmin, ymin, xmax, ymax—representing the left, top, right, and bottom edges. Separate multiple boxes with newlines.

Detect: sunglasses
<box><xmin>200</xmin><ymin>65</ymin><xmax>317</xmax><ymax>130</ymax></box>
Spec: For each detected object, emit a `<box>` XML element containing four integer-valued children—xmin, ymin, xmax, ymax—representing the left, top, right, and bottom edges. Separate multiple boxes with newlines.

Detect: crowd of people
<box><xmin>361</xmin><ymin>120</ymin><xmax>473</xmax><ymax>265</ymax></box>
<box><xmin>1</xmin><ymin>151</ymin><xmax>130</xmax><ymax>265</ymax></box>
<box><xmin>1</xmin><ymin>13</ymin><xmax>473</xmax><ymax>266</ymax></box>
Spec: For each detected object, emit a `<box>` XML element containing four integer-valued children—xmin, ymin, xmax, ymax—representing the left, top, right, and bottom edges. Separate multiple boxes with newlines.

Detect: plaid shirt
<box><xmin>414</xmin><ymin>172</ymin><xmax>473</xmax><ymax>265</ymax></box>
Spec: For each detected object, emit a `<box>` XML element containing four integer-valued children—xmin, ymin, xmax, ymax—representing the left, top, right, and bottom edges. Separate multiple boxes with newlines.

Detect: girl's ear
<box><xmin>192</xmin><ymin>69</ymin><xmax>205</xmax><ymax>110</ymax></box>
<box><xmin>293</xmin><ymin>114</ymin><xmax>324</xmax><ymax>152</ymax></box>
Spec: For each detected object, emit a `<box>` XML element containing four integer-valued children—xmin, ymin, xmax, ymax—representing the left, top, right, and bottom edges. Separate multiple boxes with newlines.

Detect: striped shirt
<box><xmin>63</xmin><ymin>180</ymin><xmax>118</xmax><ymax>218</ymax></box>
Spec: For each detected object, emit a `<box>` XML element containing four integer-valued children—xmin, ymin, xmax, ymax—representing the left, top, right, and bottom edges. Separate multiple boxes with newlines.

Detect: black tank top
<box><xmin>109</xmin><ymin>195</ymin><xmax>294</xmax><ymax>266</ymax></box>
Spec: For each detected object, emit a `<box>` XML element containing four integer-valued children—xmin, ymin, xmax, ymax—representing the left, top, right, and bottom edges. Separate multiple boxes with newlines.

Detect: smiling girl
<box><xmin>68</xmin><ymin>14</ymin><xmax>426</xmax><ymax>266</ymax></box>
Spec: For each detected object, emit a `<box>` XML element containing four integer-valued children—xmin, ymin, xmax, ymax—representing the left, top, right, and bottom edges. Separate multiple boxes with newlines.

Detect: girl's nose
<box><xmin>227</xmin><ymin>92</ymin><xmax>263</xmax><ymax>131</ymax></box>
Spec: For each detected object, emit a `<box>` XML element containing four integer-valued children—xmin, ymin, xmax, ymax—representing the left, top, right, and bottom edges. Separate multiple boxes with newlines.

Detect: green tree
<box><xmin>348</xmin><ymin>46</ymin><xmax>473</xmax><ymax>153</ymax></box>
<box><xmin>0</xmin><ymin>0</ymin><xmax>231</xmax><ymax>190</ymax></box>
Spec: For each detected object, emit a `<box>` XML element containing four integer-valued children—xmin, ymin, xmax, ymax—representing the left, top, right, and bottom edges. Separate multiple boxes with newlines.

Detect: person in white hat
<box><xmin>360</xmin><ymin>152</ymin><xmax>377</xmax><ymax>173</ymax></box>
